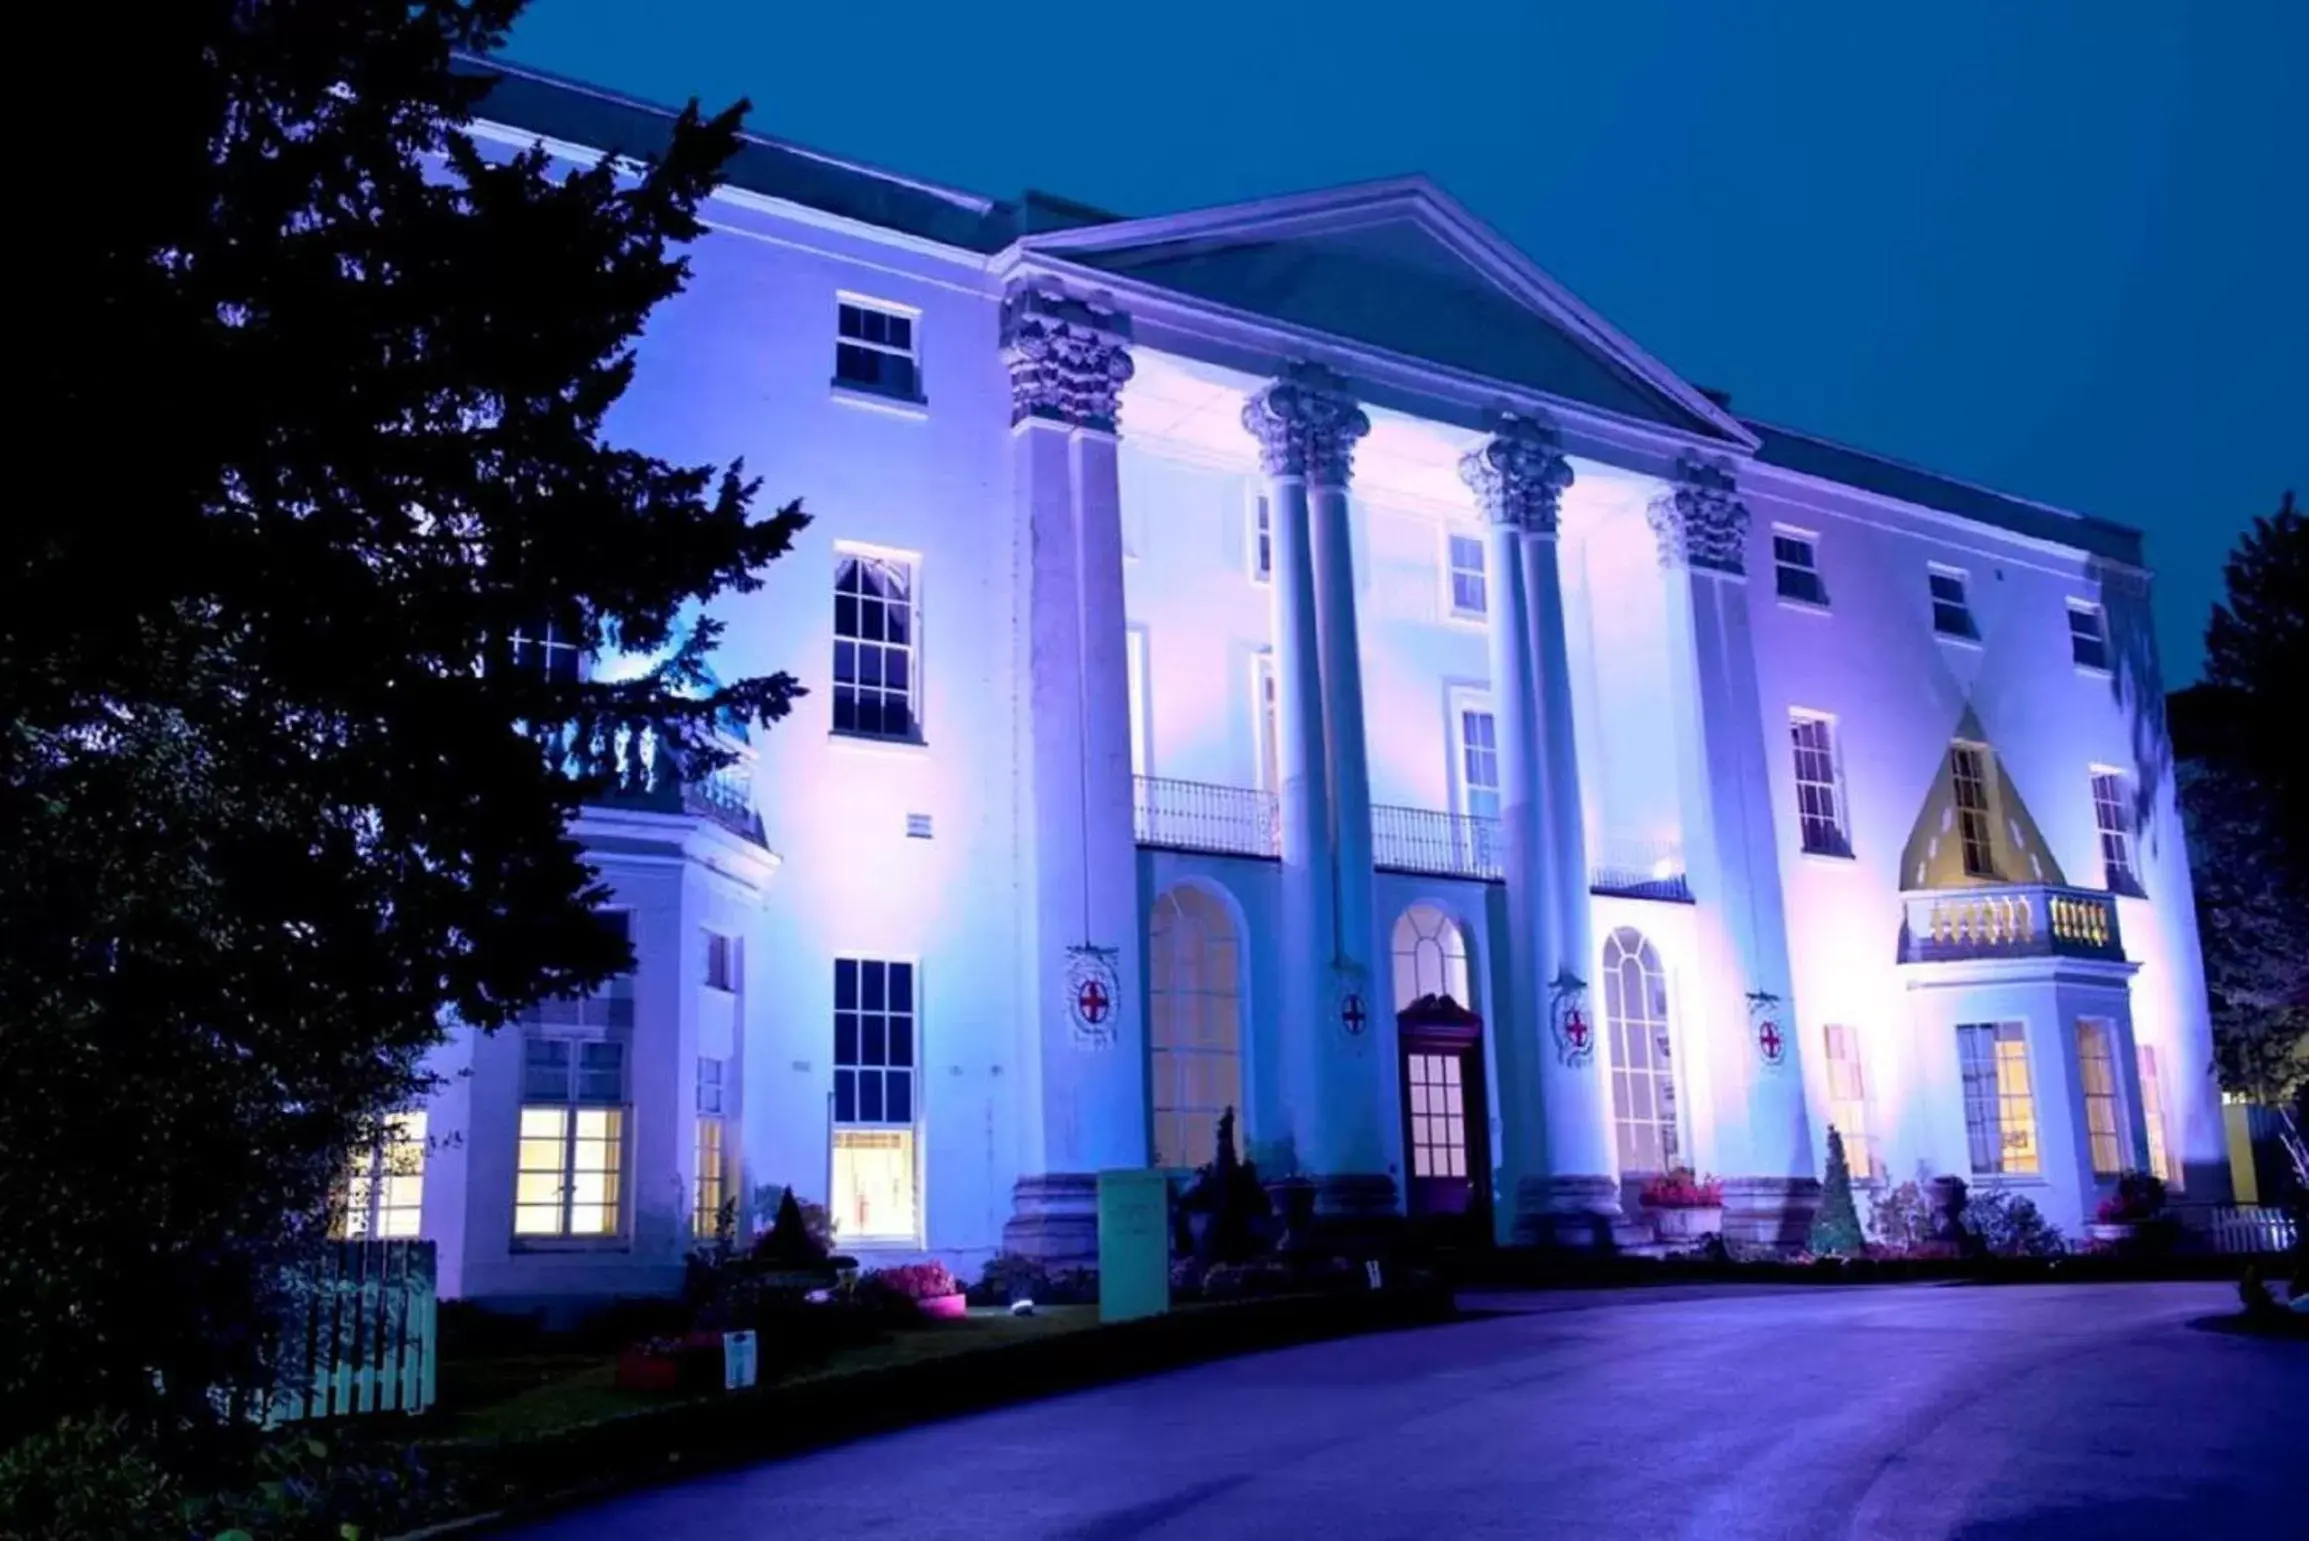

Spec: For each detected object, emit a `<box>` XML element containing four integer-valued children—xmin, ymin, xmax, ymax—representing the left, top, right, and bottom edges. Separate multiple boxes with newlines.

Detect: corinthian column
<box><xmin>1460</xmin><ymin>415</ymin><xmax>1618</xmax><ymax>1243</ymax></box>
<box><xmin>1241</xmin><ymin>364</ymin><xmax>1392</xmax><ymax>1219</ymax></box>
<box><xmin>1649</xmin><ymin>456</ymin><xmax>1819</xmax><ymax>1245</ymax></box>
<box><xmin>998</xmin><ymin>283</ymin><xmax>1147</xmax><ymax>1269</ymax></box>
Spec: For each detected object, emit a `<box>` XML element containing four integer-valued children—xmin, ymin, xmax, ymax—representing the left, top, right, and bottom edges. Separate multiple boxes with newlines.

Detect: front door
<box><xmin>1397</xmin><ymin>994</ymin><xmax>1491</xmax><ymax>1233</ymax></box>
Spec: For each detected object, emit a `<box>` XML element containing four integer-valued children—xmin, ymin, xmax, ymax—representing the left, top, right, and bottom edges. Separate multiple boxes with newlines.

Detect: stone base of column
<box><xmin>1721</xmin><ymin>1176</ymin><xmax>1824</xmax><ymax>1251</ymax></box>
<box><xmin>1000</xmin><ymin>1173</ymin><xmax>1101</xmax><ymax>1273</ymax></box>
<box><xmin>1511</xmin><ymin>1174</ymin><xmax>1623</xmax><ymax>1249</ymax></box>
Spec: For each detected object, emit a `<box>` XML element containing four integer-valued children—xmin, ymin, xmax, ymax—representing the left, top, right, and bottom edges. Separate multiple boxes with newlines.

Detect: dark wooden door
<box><xmin>1397</xmin><ymin>994</ymin><xmax>1490</xmax><ymax>1232</ymax></box>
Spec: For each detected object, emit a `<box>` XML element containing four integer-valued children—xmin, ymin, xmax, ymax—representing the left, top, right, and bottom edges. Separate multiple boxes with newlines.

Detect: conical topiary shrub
<box><xmin>1810</xmin><ymin>1126</ymin><xmax>1868</xmax><ymax>1256</ymax></box>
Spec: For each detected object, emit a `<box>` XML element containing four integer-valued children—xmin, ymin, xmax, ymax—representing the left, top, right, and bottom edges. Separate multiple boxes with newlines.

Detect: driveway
<box><xmin>508</xmin><ymin>1283</ymin><xmax>2306</xmax><ymax>1539</ymax></box>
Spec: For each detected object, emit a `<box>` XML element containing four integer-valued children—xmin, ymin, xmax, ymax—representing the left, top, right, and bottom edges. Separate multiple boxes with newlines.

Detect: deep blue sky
<box><xmin>506</xmin><ymin>1</ymin><xmax>2303</xmax><ymax>683</ymax></box>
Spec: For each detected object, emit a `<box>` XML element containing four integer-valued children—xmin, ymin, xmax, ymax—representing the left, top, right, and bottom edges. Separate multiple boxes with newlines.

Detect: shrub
<box><xmin>752</xmin><ymin>1186</ymin><xmax>833</xmax><ymax>1268</ymax></box>
<box><xmin>1179</xmin><ymin>1107</ymin><xmax>1274</xmax><ymax>1264</ymax></box>
<box><xmin>972</xmin><ymin>1253</ymin><xmax>1096</xmax><ymax>1307</ymax></box>
<box><xmin>1639</xmin><ymin>1168</ymin><xmax>1723</xmax><ymax>1209</ymax></box>
<box><xmin>1962</xmin><ymin>1189</ymin><xmax>2068</xmax><ymax>1257</ymax></box>
<box><xmin>1810</xmin><ymin>1128</ymin><xmax>1868</xmax><ymax>1256</ymax></box>
<box><xmin>2095</xmin><ymin>1171</ymin><xmax>2168</xmax><ymax>1225</ymax></box>
<box><xmin>862</xmin><ymin>1261</ymin><xmax>960</xmax><ymax>1303</ymax></box>
<box><xmin>0</xmin><ymin>1415</ymin><xmax>183</xmax><ymax>1541</ymax></box>
<box><xmin>1868</xmin><ymin>1181</ymin><xmax>1934</xmax><ymax>1251</ymax></box>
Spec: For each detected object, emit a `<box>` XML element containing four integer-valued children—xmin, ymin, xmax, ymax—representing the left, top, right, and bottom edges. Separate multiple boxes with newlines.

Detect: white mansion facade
<box><xmin>372</xmin><ymin>63</ymin><xmax>2226</xmax><ymax>1304</ymax></box>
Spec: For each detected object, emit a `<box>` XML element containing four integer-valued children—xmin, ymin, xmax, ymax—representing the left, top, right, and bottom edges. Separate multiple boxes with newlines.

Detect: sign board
<box><xmin>1096</xmin><ymin>1169</ymin><xmax>1172</xmax><ymax>1324</ymax></box>
<box><xmin>722</xmin><ymin>1329</ymin><xmax>758</xmax><ymax>1391</ymax></box>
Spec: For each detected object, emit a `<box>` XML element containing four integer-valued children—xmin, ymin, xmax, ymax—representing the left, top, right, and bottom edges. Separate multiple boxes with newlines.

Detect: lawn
<box><xmin>438</xmin><ymin>1306</ymin><xmax>1102</xmax><ymax>1442</ymax></box>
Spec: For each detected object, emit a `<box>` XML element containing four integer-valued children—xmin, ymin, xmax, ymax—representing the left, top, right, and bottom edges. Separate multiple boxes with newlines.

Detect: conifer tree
<box><xmin>1</xmin><ymin>0</ymin><xmax>802</xmax><ymax>1455</ymax></box>
<box><xmin>1810</xmin><ymin>1127</ymin><xmax>1868</xmax><ymax>1256</ymax></box>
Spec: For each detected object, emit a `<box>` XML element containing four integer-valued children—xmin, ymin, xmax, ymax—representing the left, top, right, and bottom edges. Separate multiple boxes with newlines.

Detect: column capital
<box><xmin>1459</xmin><ymin>411</ymin><xmax>1576</xmax><ymax>533</ymax></box>
<box><xmin>1001</xmin><ymin>283</ymin><xmax>1134</xmax><ymax>432</ymax></box>
<box><xmin>1646</xmin><ymin>455</ymin><xmax>1750</xmax><ymax>575</ymax></box>
<box><xmin>1240</xmin><ymin>362</ymin><xmax>1369</xmax><ymax>485</ymax></box>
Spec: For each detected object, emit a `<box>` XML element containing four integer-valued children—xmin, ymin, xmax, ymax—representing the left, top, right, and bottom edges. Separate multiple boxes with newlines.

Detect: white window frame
<box><xmin>1251</xmin><ymin>652</ymin><xmax>1280</xmax><ymax>795</ymax></box>
<box><xmin>1126</xmin><ymin>624</ymin><xmax>1152</xmax><ymax>779</ymax></box>
<box><xmin>1246</xmin><ymin>488</ymin><xmax>1273</xmax><ymax>585</ymax></box>
<box><xmin>514</xmin><ymin>1034</ymin><xmax>630</xmax><ymax>1242</ymax></box>
<box><xmin>1788</xmin><ymin>709</ymin><xmax>1851</xmax><ymax>858</ymax></box>
<box><xmin>832</xmin><ymin>291</ymin><xmax>922</xmax><ymax>401</ymax></box>
<box><xmin>1949</xmin><ymin>741</ymin><xmax>1999</xmax><ymax>879</ymax></box>
<box><xmin>1928</xmin><ymin>563</ymin><xmax>1980</xmax><ymax>643</ymax></box>
<box><xmin>832</xmin><ymin>956</ymin><xmax>922</xmax><ymax>1245</ymax></box>
<box><xmin>1957</xmin><ymin>1021</ymin><xmax>2040</xmax><ymax>1177</ymax></box>
<box><xmin>2067</xmin><ymin>600</ymin><xmax>2110</xmax><ymax>673</ymax></box>
<box><xmin>1772</xmin><ymin>526</ymin><xmax>1829</xmax><ymax>608</ymax></box>
<box><xmin>509</xmin><ymin>617</ymin><xmax>585</xmax><ymax>685</ymax></box>
<box><xmin>832</xmin><ymin>543</ymin><xmax>923</xmax><ymax>743</ymax></box>
<box><xmin>1443</xmin><ymin>527</ymin><xmax>1488</xmax><ymax>622</ymax></box>
<box><xmin>1820</xmin><ymin>1025</ymin><xmax>1873</xmax><ymax>1180</ymax></box>
<box><xmin>703</xmin><ymin>930</ymin><xmax>739</xmax><ymax>993</ymax></box>
<box><xmin>1448</xmin><ymin>686</ymin><xmax>1501</xmax><ymax>824</ymax></box>
<box><xmin>339</xmin><ymin>1110</ymin><xmax>428</xmax><ymax>1240</ymax></box>
<box><xmin>2076</xmin><ymin>1017</ymin><xmax>2133</xmax><ymax>1178</ymax></box>
<box><xmin>2137</xmin><ymin>1043</ymin><xmax>2180</xmax><ymax>1189</ymax></box>
<box><xmin>2089</xmin><ymin>766</ymin><xmax>2141</xmax><ymax>896</ymax></box>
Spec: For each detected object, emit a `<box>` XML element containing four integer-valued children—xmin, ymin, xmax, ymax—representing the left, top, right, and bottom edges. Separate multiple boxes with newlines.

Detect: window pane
<box><xmin>833</xmin><ymin>1129</ymin><xmax>917</xmax><ymax>1241</ymax></box>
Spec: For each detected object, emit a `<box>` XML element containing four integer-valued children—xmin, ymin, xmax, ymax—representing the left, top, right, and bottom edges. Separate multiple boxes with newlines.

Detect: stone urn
<box><xmin>1650</xmin><ymin>1205</ymin><xmax>1725</xmax><ymax>1241</ymax></box>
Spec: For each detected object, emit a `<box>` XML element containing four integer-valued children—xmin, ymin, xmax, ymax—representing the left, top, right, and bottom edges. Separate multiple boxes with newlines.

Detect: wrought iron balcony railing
<box><xmin>542</xmin><ymin>721</ymin><xmax>766</xmax><ymax>847</ymax></box>
<box><xmin>1133</xmin><ymin>775</ymin><xmax>1280</xmax><ymax>859</ymax></box>
<box><xmin>1589</xmin><ymin>834</ymin><xmax>1691</xmax><ymax>902</ymax></box>
<box><xmin>1372</xmin><ymin>803</ymin><xmax>1504</xmax><ymax>881</ymax></box>
<box><xmin>1898</xmin><ymin>884</ymin><xmax>2125</xmax><ymax>964</ymax></box>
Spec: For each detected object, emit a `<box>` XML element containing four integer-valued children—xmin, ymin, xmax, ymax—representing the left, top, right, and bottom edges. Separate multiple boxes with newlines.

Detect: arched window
<box><xmin>1391</xmin><ymin>903</ymin><xmax>1472</xmax><ymax>1012</ymax></box>
<box><xmin>1148</xmin><ymin>886</ymin><xmax>1243</xmax><ymax>1170</ymax></box>
<box><xmin>1603</xmin><ymin>927</ymin><xmax>1680</xmax><ymax>1173</ymax></box>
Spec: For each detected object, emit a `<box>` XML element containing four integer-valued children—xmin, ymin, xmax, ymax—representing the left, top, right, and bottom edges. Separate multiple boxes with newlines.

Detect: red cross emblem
<box><xmin>1340</xmin><ymin>993</ymin><xmax>1367</xmax><ymax>1035</ymax></box>
<box><xmin>1564</xmin><ymin>1007</ymin><xmax>1589</xmax><ymax>1050</ymax></box>
<box><xmin>1758</xmin><ymin>1020</ymin><xmax>1784</xmax><ymax>1062</ymax></box>
<box><xmin>1076</xmin><ymin>977</ymin><xmax>1111</xmax><ymax>1025</ymax></box>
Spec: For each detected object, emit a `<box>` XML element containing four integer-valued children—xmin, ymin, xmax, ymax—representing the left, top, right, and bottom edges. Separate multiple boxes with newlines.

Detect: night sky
<box><xmin>505</xmin><ymin>1</ymin><xmax>2303</xmax><ymax>683</ymax></box>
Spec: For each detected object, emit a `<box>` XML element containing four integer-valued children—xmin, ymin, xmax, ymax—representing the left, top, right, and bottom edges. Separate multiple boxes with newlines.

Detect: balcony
<box><xmin>1372</xmin><ymin>804</ymin><xmax>1504</xmax><ymax>881</ymax></box>
<box><xmin>546</xmin><ymin>721</ymin><xmax>766</xmax><ymax>847</ymax></box>
<box><xmin>1898</xmin><ymin>884</ymin><xmax>2125</xmax><ymax>965</ymax></box>
<box><xmin>1589</xmin><ymin>834</ymin><xmax>1691</xmax><ymax>903</ymax></box>
<box><xmin>1133</xmin><ymin>775</ymin><xmax>1279</xmax><ymax>859</ymax></box>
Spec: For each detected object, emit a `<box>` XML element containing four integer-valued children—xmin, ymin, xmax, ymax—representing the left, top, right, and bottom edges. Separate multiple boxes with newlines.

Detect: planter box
<box><xmin>917</xmin><ymin>1292</ymin><xmax>969</xmax><ymax>1321</ymax></box>
<box><xmin>1649</xmin><ymin>1206</ymin><xmax>1724</xmax><ymax>1241</ymax></box>
<box><xmin>614</xmin><ymin>1331</ymin><xmax>725</xmax><ymax>1394</ymax></box>
<box><xmin>2087</xmin><ymin>1222</ymin><xmax>2137</xmax><ymax>1248</ymax></box>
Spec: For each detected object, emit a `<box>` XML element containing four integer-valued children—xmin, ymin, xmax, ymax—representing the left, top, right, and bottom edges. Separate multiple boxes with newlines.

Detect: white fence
<box><xmin>2197</xmin><ymin>1205</ymin><xmax>2299</xmax><ymax>1256</ymax></box>
<box><xmin>269</xmin><ymin>1238</ymin><xmax>438</xmax><ymax>1423</ymax></box>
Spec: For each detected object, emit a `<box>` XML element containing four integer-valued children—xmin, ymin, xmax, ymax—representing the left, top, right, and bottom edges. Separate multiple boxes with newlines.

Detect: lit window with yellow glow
<box><xmin>693</xmin><ymin>1116</ymin><xmax>726</xmax><ymax>1237</ymax></box>
<box><xmin>2077</xmin><ymin>1019</ymin><xmax>2130</xmax><ymax>1176</ymax></box>
<box><xmin>1821</xmin><ymin>1025</ymin><xmax>1873</xmax><ymax>1179</ymax></box>
<box><xmin>832</xmin><ymin>958</ymin><xmax>918</xmax><ymax>1242</ymax></box>
<box><xmin>1958</xmin><ymin>1022</ymin><xmax>2039</xmax><ymax>1176</ymax></box>
<box><xmin>514</xmin><ymin>1036</ymin><xmax>626</xmax><ymax>1238</ymax></box>
<box><xmin>339</xmin><ymin>1110</ymin><xmax>428</xmax><ymax>1239</ymax></box>
<box><xmin>2137</xmin><ymin>1043</ymin><xmax>2180</xmax><ymax>1189</ymax></box>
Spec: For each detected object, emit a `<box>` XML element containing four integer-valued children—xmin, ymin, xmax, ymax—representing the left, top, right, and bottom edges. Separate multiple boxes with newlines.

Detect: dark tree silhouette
<box><xmin>0</xmin><ymin>0</ymin><xmax>802</xmax><ymax>1458</ymax></box>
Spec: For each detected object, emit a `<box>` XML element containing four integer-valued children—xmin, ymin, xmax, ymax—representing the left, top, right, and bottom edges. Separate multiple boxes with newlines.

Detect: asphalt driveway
<box><xmin>506</xmin><ymin>1282</ymin><xmax>2306</xmax><ymax>1539</ymax></box>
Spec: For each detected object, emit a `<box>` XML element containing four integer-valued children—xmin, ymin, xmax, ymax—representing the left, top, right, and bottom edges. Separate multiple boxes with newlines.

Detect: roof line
<box><xmin>460</xmin><ymin>53</ymin><xmax>999</xmax><ymax>215</ymax></box>
<box><xmin>1739</xmin><ymin>415</ymin><xmax>2136</xmax><ymax>534</ymax></box>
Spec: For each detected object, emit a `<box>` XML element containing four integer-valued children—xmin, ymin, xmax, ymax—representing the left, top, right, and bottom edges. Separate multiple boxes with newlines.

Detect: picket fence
<box><xmin>2198</xmin><ymin>1205</ymin><xmax>2299</xmax><ymax>1257</ymax></box>
<box><xmin>269</xmin><ymin>1238</ymin><xmax>439</xmax><ymax>1423</ymax></box>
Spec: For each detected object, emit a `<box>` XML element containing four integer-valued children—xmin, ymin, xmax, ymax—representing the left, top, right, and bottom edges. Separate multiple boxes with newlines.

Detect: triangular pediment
<box><xmin>1018</xmin><ymin>180</ymin><xmax>1750</xmax><ymax>446</ymax></box>
<box><xmin>1901</xmin><ymin>708</ymin><xmax>2069</xmax><ymax>890</ymax></box>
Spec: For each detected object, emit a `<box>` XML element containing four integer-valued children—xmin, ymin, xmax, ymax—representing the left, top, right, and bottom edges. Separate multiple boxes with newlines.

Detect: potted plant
<box><xmin>1639</xmin><ymin>1168</ymin><xmax>1724</xmax><ymax>1240</ymax></box>
<box><xmin>2088</xmin><ymin>1170</ymin><xmax>2167</xmax><ymax>1248</ymax></box>
<box><xmin>861</xmin><ymin>1259</ymin><xmax>967</xmax><ymax>1320</ymax></box>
